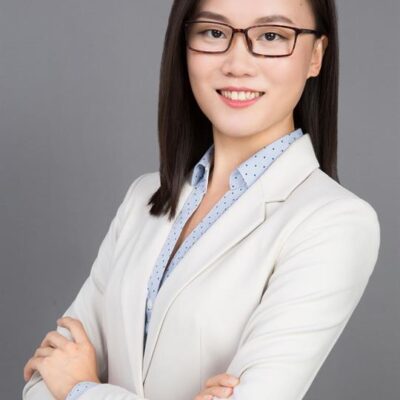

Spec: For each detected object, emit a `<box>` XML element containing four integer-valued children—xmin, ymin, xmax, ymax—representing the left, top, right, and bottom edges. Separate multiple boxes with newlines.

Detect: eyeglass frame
<box><xmin>183</xmin><ymin>19</ymin><xmax>324</xmax><ymax>58</ymax></box>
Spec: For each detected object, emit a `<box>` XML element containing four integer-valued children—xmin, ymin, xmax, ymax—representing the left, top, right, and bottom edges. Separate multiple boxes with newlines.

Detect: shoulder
<box><xmin>286</xmin><ymin>167</ymin><xmax>380</xmax><ymax>225</ymax></box>
<box><xmin>115</xmin><ymin>171</ymin><xmax>160</xmax><ymax>217</ymax></box>
<box><xmin>271</xmin><ymin>168</ymin><xmax>382</xmax><ymax>283</ymax></box>
<box><xmin>124</xmin><ymin>171</ymin><xmax>160</xmax><ymax>200</ymax></box>
<box><xmin>279</xmin><ymin>167</ymin><xmax>381</xmax><ymax>266</ymax></box>
<box><xmin>129</xmin><ymin>170</ymin><xmax>160</xmax><ymax>191</ymax></box>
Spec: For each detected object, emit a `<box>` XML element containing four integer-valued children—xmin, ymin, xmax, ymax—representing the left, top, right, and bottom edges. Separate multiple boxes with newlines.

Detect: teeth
<box><xmin>220</xmin><ymin>90</ymin><xmax>263</xmax><ymax>101</ymax></box>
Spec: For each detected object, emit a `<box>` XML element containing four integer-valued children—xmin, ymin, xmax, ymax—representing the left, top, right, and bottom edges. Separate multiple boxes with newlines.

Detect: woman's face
<box><xmin>186</xmin><ymin>0</ymin><xmax>328</xmax><ymax>140</ymax></box>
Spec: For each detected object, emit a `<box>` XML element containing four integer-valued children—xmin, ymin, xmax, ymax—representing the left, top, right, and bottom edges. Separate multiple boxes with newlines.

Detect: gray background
<box><xmin>1</xmin><ymin>0</ymin><xmax>399</xmax><ymax>398</ymax></box>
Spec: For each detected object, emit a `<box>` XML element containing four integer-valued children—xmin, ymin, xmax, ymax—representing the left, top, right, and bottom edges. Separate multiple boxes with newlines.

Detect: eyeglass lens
<box><xmin>186</xmin><ymin>22</ymin><xmax>296</xmax><ymax>56</ymax></box>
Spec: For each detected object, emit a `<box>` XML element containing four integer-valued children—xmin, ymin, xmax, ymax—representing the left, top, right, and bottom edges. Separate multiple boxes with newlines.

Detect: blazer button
<box><xmin>148</xmin><ymin>299</ymin><xmax>153</xmax><ymax>309</ymax></box>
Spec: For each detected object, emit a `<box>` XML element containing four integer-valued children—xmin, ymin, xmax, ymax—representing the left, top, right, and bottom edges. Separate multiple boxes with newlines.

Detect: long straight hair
<box><xmin>147</xmin><ymin>0</ymin><xmax>339</xmax><ymax>221</ymax></box>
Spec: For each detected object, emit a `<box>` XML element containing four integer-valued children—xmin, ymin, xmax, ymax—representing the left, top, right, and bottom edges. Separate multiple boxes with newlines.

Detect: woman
<box><xmin>22</xmin><ymin>0</ymin><xmax>381</xmax><ymax>399</ymax></box>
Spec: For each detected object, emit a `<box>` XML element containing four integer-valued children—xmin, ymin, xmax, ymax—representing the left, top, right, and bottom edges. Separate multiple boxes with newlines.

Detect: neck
<box><xmin>208</xmin><ymin>119</ymin><xmax>295</xmax><ymax>192</ymax></box>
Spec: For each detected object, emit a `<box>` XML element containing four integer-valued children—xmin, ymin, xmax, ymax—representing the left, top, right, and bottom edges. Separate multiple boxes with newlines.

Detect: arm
<box><xmin>214</xmin><ymin>197</ymin><xmax>381</xmax><ymax>400</ymax></box>
<box><xmin>22</xmin><ymin>174</ymin><xmax>151</xmax><ymax>400</ymax></box>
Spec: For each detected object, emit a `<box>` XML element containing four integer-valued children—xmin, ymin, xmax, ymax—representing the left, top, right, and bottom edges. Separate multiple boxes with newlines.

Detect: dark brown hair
<box><xmin>147</xmin><ymin>0</ymin><xmax>339</xmax><ymax>221</ymax></box>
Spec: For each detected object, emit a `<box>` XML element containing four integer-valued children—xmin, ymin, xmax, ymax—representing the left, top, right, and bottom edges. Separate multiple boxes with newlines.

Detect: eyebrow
<box><xmin>192</xmin><ymin>11</ymin><xmax>295</xmax><ymax>25</ymax></box>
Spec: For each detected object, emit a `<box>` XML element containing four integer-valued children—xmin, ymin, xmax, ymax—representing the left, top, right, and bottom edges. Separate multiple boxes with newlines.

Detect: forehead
<box><xmin>193</xmin><ymin>0</ymin><xmax>315</xmax><ymax>27</ymax></box>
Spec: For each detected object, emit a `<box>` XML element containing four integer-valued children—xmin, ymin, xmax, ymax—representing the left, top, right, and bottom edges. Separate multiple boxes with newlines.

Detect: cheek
<box><xmin>187</xmin><ymin>53</ymin><xmax>219</xmax><ymax>113</ymax></box>
<box><xmin>265</xmin><ymin>57</ymin><xmax>309</xmax><ymax>106</ymax></box>
<box><xmin>269</xmin><ymin>56</ymin><xmax>307</xmax><ymax>87</ymax></box>
<box><xmin>187</xmin><ymin>54</ymin><xmax>210</xmax><ymax>94</ymax></box>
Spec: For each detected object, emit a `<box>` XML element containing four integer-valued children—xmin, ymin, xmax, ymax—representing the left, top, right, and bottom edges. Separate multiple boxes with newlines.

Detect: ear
<box><xmin>307</xmin><ymin>35</ymin><xmax>328</xmax><ymax>78</ymax></box>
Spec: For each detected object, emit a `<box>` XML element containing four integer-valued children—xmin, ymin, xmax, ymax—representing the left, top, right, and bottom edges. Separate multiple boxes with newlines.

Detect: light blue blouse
<box><xmin>66</xmin><ymin>128</ymin><xmax>304</xmax><ymax>399</ymax></box>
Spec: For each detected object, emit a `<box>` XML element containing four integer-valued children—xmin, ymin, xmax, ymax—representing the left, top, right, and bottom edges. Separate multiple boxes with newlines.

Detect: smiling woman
<box><xmin>22</xmin><ymin>1</ymin><xmax>381</xmax><ymax>400</ymax></box>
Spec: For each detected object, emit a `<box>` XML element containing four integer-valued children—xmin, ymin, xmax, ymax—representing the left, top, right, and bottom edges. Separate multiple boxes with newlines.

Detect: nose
<box><xmin>221</xmin><ymin>31</ymin><xmax>256</xmax><ymax>75</ymax></box>
<box><xmin>228</xmin><ymin>31</ymin><xmax>251</xmax><ymax>54</ymax></box>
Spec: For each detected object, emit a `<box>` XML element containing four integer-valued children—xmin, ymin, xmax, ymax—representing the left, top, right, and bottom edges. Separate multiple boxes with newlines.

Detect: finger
<box><xmin>34</xmin><ymin>346</ymin><xmax>54</xmax><ymax>358</ymax></box>
<box><xmin>205</xmin><ymin>373</ymin><xmax>239</xmax><ymax>388</ymax></box>
<box><xmin>57</xmin><ymin>316</ymin><xmax>90</xmax><ymax>344</ymax></box>
<box><xmin>23</xmin><ymin>357</ymin><xmax>42</xmax><ymax>382</ymax></box>
<box><xmin>205</xmin><ymin>373</ymin><xmax>229</xmax><ymax>387</ymax></box>
<box><xmin>202</xmin><ymin>385</ymin><xmax>234</xmax><ymax>398</ymax></box>
<box><xmin>194</xmin><ymin>394</ymin><xmax>213</xmax><ymax>400</ymax></box>
<box><xmin>40</xmin><ymin>330</ymin><xmax>70</xmax><ymax>349</ymax></box>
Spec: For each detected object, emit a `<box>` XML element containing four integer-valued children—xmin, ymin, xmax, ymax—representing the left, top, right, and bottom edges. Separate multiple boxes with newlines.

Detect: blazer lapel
<box><xmin>120</xmin><ymin>179</ymin><xmax>192</xmax><ymax>396</ymax></box>
<box><xmin>122</xmin><ymin>133</ymin><xmax>320</xmax><ymax>390</ymax></box>
<box><xmin>142</xmin><ymin>172</ymin><xmax>268</xmax><ymax>382</ymax></box>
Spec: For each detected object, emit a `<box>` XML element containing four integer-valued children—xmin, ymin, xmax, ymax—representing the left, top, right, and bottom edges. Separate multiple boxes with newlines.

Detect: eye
<box><xmin>200</xmin><ymin>29</ymin><xmax>226</xmax><ymax>39</ymax></box>
<box><xmin>262</xmin><ymin>32</ymin><xmax>285</xmax><ymax>41</ymax></box>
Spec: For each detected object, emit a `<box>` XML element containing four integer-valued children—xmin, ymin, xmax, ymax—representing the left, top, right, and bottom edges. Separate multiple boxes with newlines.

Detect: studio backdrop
<box><xmin>0</xmin><ymin>0</ymin><xmax>398</xmax><ymax>398</ymax></box>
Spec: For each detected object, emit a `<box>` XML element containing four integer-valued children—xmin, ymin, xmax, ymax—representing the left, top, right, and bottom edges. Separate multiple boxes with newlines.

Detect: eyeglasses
<box><xmin>184</xmin><ymin>20</ymin><xmax>324</xmax><ymax>57</ymax></box>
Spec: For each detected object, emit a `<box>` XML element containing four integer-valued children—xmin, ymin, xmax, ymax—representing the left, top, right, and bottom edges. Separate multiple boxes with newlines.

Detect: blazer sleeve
<box><xmin>22</xmin><ymin>173</ymin><xmax>151</xmax><ymax>400</ymax></box>
<box><xmin>216</xmin><ymin>197</ymin><xmax>381</xmax><ymax>400</ymax></box>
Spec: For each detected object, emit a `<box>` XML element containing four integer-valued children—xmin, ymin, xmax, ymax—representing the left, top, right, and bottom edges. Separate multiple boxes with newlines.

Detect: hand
<box><xmin>194</xmin><ymin>372</ymin><xmax>240</xmax><ymax>400</ymax></box>
<box><xmin>23</xmin><ymin>316</ymin><xmax>100</xmax><ymax>400</ymax></box>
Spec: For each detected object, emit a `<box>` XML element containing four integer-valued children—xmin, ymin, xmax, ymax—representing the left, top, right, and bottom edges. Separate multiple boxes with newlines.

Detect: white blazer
<box><xmin>23</xmin><ymin>133</ymin><xmax>381</xmax><ymax>400</ymax></box>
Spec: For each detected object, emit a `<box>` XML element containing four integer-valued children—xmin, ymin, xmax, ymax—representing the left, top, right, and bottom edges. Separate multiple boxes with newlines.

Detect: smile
<box><xmin>216</xmin><ymin>89</ymin><xmax>265</xmax><ymax>109</ymax></box>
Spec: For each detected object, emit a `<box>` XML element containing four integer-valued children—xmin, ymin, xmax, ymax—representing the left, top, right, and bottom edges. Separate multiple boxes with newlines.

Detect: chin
<box><xmin>212</xmin><ymin>120</ymin><xmax>266</xmax><ymax>139</ymax></box>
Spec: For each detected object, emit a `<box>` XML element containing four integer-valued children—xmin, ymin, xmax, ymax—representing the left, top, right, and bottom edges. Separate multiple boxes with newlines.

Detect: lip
<box><xmin>217</xmin><ymin>86</ymin><xmax>265</xmax><ymax>93</ymax></box>
<box><xmin>216</xmin><ymin>89</ymin><xmax>265</xmax><ymax>109</ymax></box>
